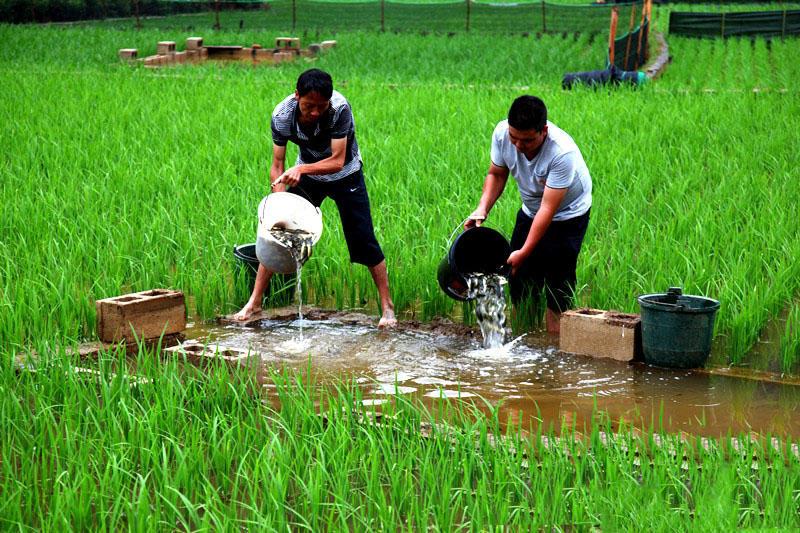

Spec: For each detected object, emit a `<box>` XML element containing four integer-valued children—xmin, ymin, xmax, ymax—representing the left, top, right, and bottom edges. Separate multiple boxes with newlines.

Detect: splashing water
<box><xmin>465</xmin><ymin>273</ymin><xmax>508</xmax><ymax>349</ymax></box>
<box><xmin>269</xmin><ymin>228</ymin><xmax>314</xmax><ymax>347</ymax></box>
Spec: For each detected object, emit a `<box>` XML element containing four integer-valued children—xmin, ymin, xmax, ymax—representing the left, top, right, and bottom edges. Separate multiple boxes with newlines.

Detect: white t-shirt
<box><xmin>491</xmin><ymin>120</ymin><xmax>592</xmax><ymax>221</ymax></box>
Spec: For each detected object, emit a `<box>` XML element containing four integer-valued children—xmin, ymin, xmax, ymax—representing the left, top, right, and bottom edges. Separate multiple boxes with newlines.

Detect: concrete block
<box><xmin>560</xmin><ymin>308</ymin><xmax>641</xmax><ymax>362</ymax></box>
<box><xmin>118</xmin><ymin>48</ymin><xmax>138</xmax><ymax>60</ymax></box>
<box><xmin>95</xmin><ymin>289</ymin><xmax>186</xmax><ymax>343</ymax></box>
<box><xmin>186</xmin><ymin>37</ymin><xmax>204</xmax><ymax>50</ymax></box>
<box><xmin>157</xmin><ymin>41</ymin><xmax>176</xmax><ymax>55</ymax></box>
<box><xmin>320</xmin><ymin>40</ymin><xmax>337</xmax><ymax>49</ymax></box>
<box><xmin>254</xmin><ymin>48</ymin><xmax>274</xmax><ymax>61</ymax></box>
<box><xmin>273</xmin><ymin>51</ymin><xmax>294</xmax><ymax>63</ymax></box>
<box><xmin>164</xmin><ymin>341</ymin><xmax>258</xmax><ymax>368</ymax></box>
<box><xmin>275</xmin><ymin>37</ymin><xmax>301</xmax><ymax>51</ymax></box>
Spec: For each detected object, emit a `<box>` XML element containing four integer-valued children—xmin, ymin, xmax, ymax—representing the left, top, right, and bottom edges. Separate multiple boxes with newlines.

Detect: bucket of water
<box><xmin>255</xmin><ymin>192</ymin><xmax>323</xmax><ymax>274</ymax></box>
<box><xmin>437</xmin><ymin>227</ymin><xmax>511</xmax><ymax>301</ymax></box>
<box><xmin>638</xmin><ymin>287</ymin><xmax>720</xmax><ymax>369</ymax></box>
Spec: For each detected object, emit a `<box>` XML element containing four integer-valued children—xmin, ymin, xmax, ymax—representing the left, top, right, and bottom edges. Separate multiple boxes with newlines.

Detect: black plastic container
<box><xmin>233</xmin><ymin>243</ymin><xmax>295</xmax><ymax>305</ymax></box>
<box><xmin>437</xmin><ymin>227</ymin><xmax>511</xmax><ymax>301</ymax></box>
<box><xmin>638</xmin><ymin>287</ymin><xmax>720</xmax><ymax>369</ymax></box>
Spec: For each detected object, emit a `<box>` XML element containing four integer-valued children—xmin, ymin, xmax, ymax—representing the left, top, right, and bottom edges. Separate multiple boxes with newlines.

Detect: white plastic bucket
<box><xmin>255</xmin><ymin>192</ymin><xmax>323</xmax><ymax>274</ymax></box>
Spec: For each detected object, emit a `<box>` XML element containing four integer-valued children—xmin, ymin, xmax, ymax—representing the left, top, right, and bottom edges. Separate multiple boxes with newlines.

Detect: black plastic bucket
<box><xmin>233</xmin><ymin>243</ymin><xmax>295</xmax><ymax>305</ymax></box>
<box><xmin>437</xmin><ymin>227</ymin><xmax>511</xmax><ymax>301</ymax></box>
<box><xmin>233</xmin><ymin>244</ymin><xmax>260</xmax><ymax>286</ymax></box>
<box><xmin>638</xmin><ymin>287</ymin><xmax>720</xmax><ymax>369</ymax></box>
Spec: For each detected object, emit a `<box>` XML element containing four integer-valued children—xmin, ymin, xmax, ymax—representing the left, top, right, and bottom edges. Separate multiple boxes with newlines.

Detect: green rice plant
<box><xmin>780</xmin><ymin>302</ymin><xmax>800</xmax><ymax>374</ymax></box>
<box><xmin>2</xmin><ymin>22</ymin><xmax>800</xmax><ymax>371</ymax></box>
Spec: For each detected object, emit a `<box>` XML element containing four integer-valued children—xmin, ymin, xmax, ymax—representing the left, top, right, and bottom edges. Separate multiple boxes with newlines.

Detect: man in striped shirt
<box><xmin>235</xmin><ymin>69</ymin><xmax>397</xmax><ymax>328</ymax></box>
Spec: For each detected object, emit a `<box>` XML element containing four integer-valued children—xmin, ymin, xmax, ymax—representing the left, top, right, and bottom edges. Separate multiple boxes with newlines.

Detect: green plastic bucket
<box><xmin>637</xmin><ymin>287</ymin><xmax>720</xmax><ymax>369</ymax></box>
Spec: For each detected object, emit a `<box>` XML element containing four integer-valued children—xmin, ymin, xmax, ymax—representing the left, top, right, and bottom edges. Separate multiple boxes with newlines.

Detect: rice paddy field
<box><xmin>2</xmin><ymin>2</ymin><xmax>800</xmax><ymax>528</ymax></box>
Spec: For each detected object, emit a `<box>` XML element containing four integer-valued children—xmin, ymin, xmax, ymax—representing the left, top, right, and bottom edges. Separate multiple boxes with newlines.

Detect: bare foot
<box><xmin>378</xmin><ymin>309</ymin><xmax>397</xmax><ymax>329</ymax></box>
<box><xmin>233</xmin><ymin>303</ymin><xmax>262</xmax><ymax>322</ymax></box>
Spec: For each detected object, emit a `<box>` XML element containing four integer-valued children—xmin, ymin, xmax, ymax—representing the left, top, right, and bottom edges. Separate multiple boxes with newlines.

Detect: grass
<box><xmin>1</xmin><ymin>19</ymin><xmax>800</xmax><ymax>368</ymax></box>
<box><xmin>2</xmin><ymin>351</ymin><xmax>799</xmax><ymax>529</ymax></box>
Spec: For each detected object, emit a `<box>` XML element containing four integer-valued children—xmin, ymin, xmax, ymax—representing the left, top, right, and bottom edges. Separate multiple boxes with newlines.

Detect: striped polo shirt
<box><xmin>270</xmin><ymin>90</ymin><xmax>362</xmax><ymax>182</ymax></box>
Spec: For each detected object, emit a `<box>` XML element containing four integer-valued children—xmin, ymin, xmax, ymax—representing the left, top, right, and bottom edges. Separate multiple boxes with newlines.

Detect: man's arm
<box><xmin>464</xmin><ymin>163</ymin><xmax>510</xmax><ymax>229</ymax></box>
<box><xmin>506</xmin><ymin>185</ymin><xmax>568</xmax><ymax>274</ymax></box>
<box><xmin>275</xmin><ymin>137</ymin><xmax>347</xmax><ymax>188</ymax></box>
<box><xmin>270</xmin><ymin>143</ymin><xmax>288</xmax><ymax>192</ymax></box>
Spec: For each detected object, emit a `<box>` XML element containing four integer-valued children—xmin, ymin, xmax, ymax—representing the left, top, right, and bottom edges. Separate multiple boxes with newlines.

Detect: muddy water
<box><xmin>188</xmin><ymin>312</ymin><xmax>800</xmax><ymax>437</ymax></box>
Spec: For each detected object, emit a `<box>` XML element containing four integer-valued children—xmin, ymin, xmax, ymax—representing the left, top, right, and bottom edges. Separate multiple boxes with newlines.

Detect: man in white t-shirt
<box><xmin>465</xmin><ymin>96</ymin><xmax>592</xmax><ymax>335</ymax></box>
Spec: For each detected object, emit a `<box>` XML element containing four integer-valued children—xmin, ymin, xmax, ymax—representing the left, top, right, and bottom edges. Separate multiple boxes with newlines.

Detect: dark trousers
<box><xmin>288</xmin><ymin>169</ymin><xmax>385</xmax><ymax>267</ymax></box>
<box><xmin>509</xmin><ymin>208</ymin><xmax>590</xmax><ymax>313</ymax></box>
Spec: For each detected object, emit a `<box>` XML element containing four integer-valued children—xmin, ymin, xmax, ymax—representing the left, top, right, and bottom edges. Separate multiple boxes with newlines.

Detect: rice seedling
<box><xmin>4</xmin><ymin>351</ymin><xmax>800</xmax><ymax>529</ymax></box>
<box><xmin>2</xmin><ymin>17</ymin><xmax>800</xmax><ymax>368</ymax></box>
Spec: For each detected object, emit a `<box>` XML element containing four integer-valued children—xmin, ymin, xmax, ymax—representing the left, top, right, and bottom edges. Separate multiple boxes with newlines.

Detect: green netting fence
<box><xmin>669</xmin><ymin>9</ymin><xmax>800</xmax><ymax>37</ymax></box>
<box><xmin>1</xmin><ymin>0</ymin><xmax>642</xmax><ymax>36</ymax></box>
<box><xmin>612</xmin><ymin>16</ymin><xmax>648</xmax><ymax>68</ymax></box>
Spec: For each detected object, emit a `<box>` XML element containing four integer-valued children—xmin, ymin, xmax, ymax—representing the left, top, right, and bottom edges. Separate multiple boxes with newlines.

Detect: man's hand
<box><xmin>273</xmin><ymin>165</ymin><xmax>304</xmax><ymax>189</ymax></box>
<box><xmin>464</xmin><ymin>209</ymin><xmax>487</xmax><ymax>230</ymax></box>
<box><xmin>506</xmin><ymin>249</ymin><xmax>529</xmax><ymax>276</ymax></box>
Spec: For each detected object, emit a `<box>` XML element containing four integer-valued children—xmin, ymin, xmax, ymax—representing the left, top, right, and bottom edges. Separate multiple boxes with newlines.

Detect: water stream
<box><xmin>267</xmin><ymin>228</ymin><xmax>314</xmax><ymax>351</ymax></box>
<box><xmin>465</xmin><ymin>273</ymin><xmax>508</xmax><ymax>349</ymax></box>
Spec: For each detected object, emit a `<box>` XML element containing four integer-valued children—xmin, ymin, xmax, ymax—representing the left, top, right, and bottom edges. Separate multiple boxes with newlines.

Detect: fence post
<box><xmin>720</xmin><ymin>12</ymin><xmax>726</xmax><ymax>39</ymax></box>
<box><xmin>623</xmin><ymin>4</ymin><xmax>636</xmax><ymax>70</ymax></box>
<box><xmin>608</xmin><ymin>7</ymin><xmax>618</xmax><ymax>67</ymax></box>
<box><xmin>541</xmin><ymin>1</ymin><xmax>546</xmax><ymax>34</ymax></box>
<box><xmin>133</xmin><ymin>0</ymin><xmax>140</xmax><ymax>29</ymax></box>
<box><xmin>292</xmin><ymin>0</ymin><xmax>297</xmax><ymax>32</ymax></box>
<box><xmin>381</xmin><ymin>0</ymin><xmax>385</xmax><ymax>32</ymax></box>
<box><xmin>782</xmin><ymin>10</ymin><xmax>787</xmax><ymax>39</ymax></box>
<box><xmin>214</xmin><ymin>0</ymin><xmax>221</xmax><ymax>30</ymax></box>
<box><xmin>466</xmin><ymin>0</ymin><xmax>471</xmax><ymax>33</ymax></box>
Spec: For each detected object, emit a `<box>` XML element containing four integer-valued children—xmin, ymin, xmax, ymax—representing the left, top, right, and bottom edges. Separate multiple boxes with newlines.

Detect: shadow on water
<box><xmin>188</xmin><ymin>308</ymin><xmax>800</xmax><ymax>438</ymax></box>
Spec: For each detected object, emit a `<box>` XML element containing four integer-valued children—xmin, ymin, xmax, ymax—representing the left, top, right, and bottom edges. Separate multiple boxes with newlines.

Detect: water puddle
<box><xmin>189</xmin><ymin>310</ymin><xmax>800</xmax><ymax>437</ymax></box>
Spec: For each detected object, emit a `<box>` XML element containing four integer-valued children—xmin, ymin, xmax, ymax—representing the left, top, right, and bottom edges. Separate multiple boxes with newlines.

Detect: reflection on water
<box><xmin>189</xmin><ymin>316</ymin><xmax>800</xmax><ymax>437</ymax></box>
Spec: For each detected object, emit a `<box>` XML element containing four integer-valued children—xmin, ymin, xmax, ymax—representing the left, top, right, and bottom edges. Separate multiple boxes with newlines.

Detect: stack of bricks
<box><xmin>122</xmin><ymin>36</ymin><xmax>333</xmax><ymax>68</ymax></box>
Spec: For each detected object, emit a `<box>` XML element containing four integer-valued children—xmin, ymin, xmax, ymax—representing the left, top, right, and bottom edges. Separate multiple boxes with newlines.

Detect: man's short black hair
<box><xmin>508</xmin><ymin>95</ymin><xmax>547</xmax><ymax>131</ymax></box>
<box><xmin>296</xmin><ymin>69</ymin><xmax>334</xmax><ymax>99</ymax></box>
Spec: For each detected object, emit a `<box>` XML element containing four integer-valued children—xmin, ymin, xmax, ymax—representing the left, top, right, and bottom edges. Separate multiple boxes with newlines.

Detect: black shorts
<box><xmin>509</xmin><ymin>208</ymin><xmax>590</xmax><ymax>313</ymax></box>
<box><xmin>288</xmin><ymin>168</ymin><xmax>385</xmax><ymax>267</ymax></box>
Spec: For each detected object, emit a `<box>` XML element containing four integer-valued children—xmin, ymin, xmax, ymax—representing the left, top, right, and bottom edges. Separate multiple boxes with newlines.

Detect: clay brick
<box><xmin>157</xmin><ymin>41</ymin><xmax>176</xmax><ymax>55</ymax></box>
<box><xmin>143</xmin><ymin>55</ymin><xmax>160</xmax><ymax>67</ymax></box>
<box><xmin>186</xmin><ymin>37</ymin><xmax>204</xmax><ymax>50</ymax></box>
<box><xmin>174</xmin><ymin>51</ymin><xmax>187</xmax><ymax>63</ymax></box>
<box><xmin>118</xmin><ymin>48</ymin><xmax>138</xmax><ymax>60</ymax></box>
<box><xmin>560</xmin><ymin>308</ymin><xmax>641</xmax><ymax>362</ymax></box>
<box><xmin>95</xmin><ymin>289</ymin><xmax>186</xmax><ymax>343</ymax></box>
<box><xmin>320</xmin><ymin>40</ymin><xmax>337</xmax><ymax>49</ymax></box>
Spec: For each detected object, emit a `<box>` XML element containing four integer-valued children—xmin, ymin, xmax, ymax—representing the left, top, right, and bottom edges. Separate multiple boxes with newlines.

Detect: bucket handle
<box><xmin>446</xmin><ymin>216</ymin><xmax>473</xmax><ymax>248</ymax></box>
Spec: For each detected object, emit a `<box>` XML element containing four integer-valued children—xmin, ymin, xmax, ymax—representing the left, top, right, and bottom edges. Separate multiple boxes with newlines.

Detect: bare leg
<box><xmin>368</xmin><ymin>260</ymin><xmax>397</xmax><ymax>328</ymax></box>
<box><xmin>545</xmin><ymin>308</ymin><xmax>561</xmax><ymax>336</ymax></box>
<box><xmin>233</xmin><ymin>263</ymin><xmax>274</xmax><ymax>321</ymax></box>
